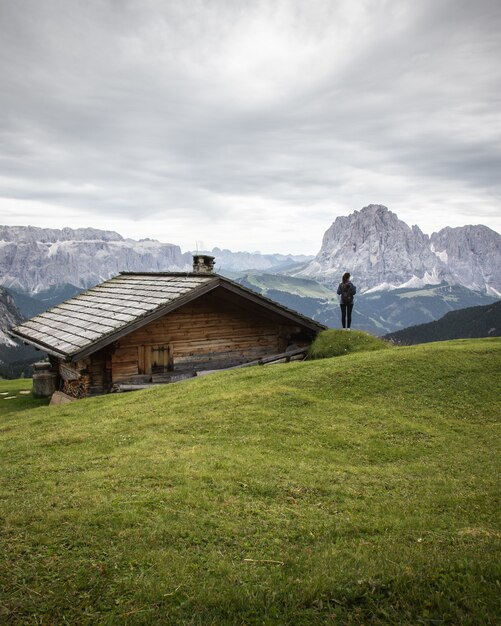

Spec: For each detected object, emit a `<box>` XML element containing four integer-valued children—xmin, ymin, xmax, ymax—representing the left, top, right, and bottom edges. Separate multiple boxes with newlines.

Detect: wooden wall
<box><xmin>106</xmin><ymin>289</ymin><xmax>312</xmax><ymax>384</ymax></box>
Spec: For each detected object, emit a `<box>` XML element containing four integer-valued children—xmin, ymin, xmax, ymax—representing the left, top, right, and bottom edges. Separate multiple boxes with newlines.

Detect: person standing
<box><xmin>337</xmin><ymin>272</ymin><xmax>356</xmax><ymax>329</ymax></box>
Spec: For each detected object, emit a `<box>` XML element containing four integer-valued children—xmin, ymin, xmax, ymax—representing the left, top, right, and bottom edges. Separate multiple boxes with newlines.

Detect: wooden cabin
<box><xmin>11</xmin><ymin>255</ymin><xmax>325</xmax><ymax>398</ymax></box>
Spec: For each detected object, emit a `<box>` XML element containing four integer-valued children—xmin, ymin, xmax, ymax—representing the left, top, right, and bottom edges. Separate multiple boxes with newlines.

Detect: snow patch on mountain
<box><xmin>364</xmin><ymin>282</ymin><xmax>399</xmax><ymax>293</ymax></box>
<box><xmin>486</xmin><ymin>285</ymin><xmax>501</xmax><ymax>298</ymax></box>
<box><xmin>430</xmin><ymin>244</ymin><xmax>448</xmax><ymax>264</ymax></box>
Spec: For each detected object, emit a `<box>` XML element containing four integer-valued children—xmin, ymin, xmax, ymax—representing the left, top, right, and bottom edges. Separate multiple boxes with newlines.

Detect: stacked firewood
<box><xmin>62</xmin><ymin>375</ymin><xmax>90</xmax><ymax>398</ymax></box>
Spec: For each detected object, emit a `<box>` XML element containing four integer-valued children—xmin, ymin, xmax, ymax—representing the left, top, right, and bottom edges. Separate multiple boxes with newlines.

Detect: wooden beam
<box><xmin>197</xmin><ymin>348</ymin><xmax>308</xmax><ymax>375</ymax></box>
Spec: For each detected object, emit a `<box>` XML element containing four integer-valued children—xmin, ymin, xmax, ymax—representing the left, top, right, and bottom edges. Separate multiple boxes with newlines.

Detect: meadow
<box><xmin>0</xmin><ymin>337</ymin><xmax>500</xmax><ymax>624</ymax></box>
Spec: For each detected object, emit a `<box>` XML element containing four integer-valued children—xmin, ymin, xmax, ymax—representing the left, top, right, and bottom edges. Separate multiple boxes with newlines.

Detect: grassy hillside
<box><xmin>1</xmin><ymin>339</ymin><xmax>500</xmax><ymax>625</ymax></box>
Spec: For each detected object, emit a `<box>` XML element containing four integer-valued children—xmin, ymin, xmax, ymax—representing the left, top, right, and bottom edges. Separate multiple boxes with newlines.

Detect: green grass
<box><xmin>0</xmin><ymin>377</ymin><xmax>49</xmax><ymax>416</ymax></box>
<box><xmin>308</xmin><ymin>329</ymin><xmax>392</xmax><ymax>359</ymax></box>
<box><xmin>0</xmin><ymin>339</ymin><xmax>500</xmax><ymax>625</ymax></box>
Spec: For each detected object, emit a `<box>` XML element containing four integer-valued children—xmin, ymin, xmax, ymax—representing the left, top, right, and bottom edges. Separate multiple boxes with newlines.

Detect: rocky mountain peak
<box><xmin>295</xmin><ymin>205</ymin><xmax>501</xmax><ymax>294</ymax></box>
<box><xmin>355</xmin><ymin>203</ymin><xmax>391</xmax><ymax>219</ymax></box>
<box><xmin>302</xmin><ymin>204</ymin><xmax>445</xmax><ymax>291</ymax></box>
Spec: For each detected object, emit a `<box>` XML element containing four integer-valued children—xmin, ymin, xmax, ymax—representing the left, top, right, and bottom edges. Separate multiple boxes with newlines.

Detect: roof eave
<box><xmin>8</xmin><ymin>329</ymin><xmax>70</xmax><ymax>360</ymax></box>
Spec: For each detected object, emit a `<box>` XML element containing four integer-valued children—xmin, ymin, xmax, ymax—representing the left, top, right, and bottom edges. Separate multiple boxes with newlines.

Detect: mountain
<box><xmin>8</xmin><ymin>284</ymin><xmax>84</xmax><ymax>319</ymax></box>
<box><xmin>197</xmin><ymin>247</ymin><xmax>313</xmax><ymax>273</ymax></box>
<box><xmin>384</xmin><ymin>300</ymin><xmax>501</xmax><ymax>345</ymax></box>
<box><xmin>295</xmin><ymin>204</ymin><xmax>501</xmax><ymax>295</ymax></box>
<box><xmin>236</xmin><ymin>273</ymin><xmax>338</xmax><ymax>322</ymax></box>
<box><xmin>0</xmin><ymin>226</ymin><xmax>191</xmax><ymax>293</ymax></box>
<box><xmin>2</xmin><ymin>210</ymin><xmax>499</xmax><ymax>297</ymax></box>
<box><xmin>0</xmin><ymin>288</ymin><xmax>20</xmax><ymax>349</ymax></box>
<box><xmin>0</xmin><ymin>226</ymin><xmax>314</xmax><ymax>294</ymax></box>
<box><xmin>430</xmin><ymin>225</ymin><xmax>501</xmax><ymax>297</ymax></box>
<box><xmin>0</xmin><ymin>287</ymin><xmax>41</xmax><ymax>377</ymax></box>
<box><xmin>236</xmin><ymin>273</ymin><xmax>498</xmax><ymax>335</ymax></box>
<box><xmin>351</xmin><ymin>283</ymin><xmax>498</xmax><ymax>334</ymax></box>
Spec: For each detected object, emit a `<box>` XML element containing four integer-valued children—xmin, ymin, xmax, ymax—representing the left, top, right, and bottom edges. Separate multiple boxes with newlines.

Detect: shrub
<box><xmin>308</xmin><ymin>329</ymin><xmax>392</xmax><ymax>359</ymax></box>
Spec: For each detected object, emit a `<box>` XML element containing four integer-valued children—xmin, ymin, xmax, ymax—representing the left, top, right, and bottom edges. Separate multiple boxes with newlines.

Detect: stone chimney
<box><xmin>192</xmin><ymin>254</ymin><xmax>215</xmax><ymax>274</ymax></box>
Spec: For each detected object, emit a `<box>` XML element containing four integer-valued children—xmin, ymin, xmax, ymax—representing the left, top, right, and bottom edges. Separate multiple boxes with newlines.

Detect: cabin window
<box><xmin>138</xmin><ymin>345</ymin><xmax>173</xmax><ymax>374</ymax></box>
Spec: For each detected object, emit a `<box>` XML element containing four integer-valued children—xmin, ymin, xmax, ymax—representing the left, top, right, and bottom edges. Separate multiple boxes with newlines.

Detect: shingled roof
<box><xmin>10</xmin><ymin>272</ymin><xmax>325</xmax><ymax>361</ymax></box>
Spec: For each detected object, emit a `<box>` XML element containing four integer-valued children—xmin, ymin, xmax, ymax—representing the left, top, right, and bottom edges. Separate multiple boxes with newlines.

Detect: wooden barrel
<box><xmin>32</xmin><ymin>362</ymin><xmax>58</xmax><ymax>398</ymax></box>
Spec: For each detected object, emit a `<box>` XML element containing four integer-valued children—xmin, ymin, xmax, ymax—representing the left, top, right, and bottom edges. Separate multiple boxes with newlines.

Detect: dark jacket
<box><xmin>337</xmin><ymin>281</ymin><xmax>356</xmax><ymax>304</ymax></box>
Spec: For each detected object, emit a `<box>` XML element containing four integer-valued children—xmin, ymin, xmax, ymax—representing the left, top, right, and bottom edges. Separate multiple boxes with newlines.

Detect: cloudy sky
<box><xmin>0</xmin><ymin>0</ymin><xmax>500</xmax><ymax>254</ymax></box>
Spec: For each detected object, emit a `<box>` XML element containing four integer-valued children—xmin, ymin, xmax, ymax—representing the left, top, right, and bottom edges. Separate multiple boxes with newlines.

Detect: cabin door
<box><xmin>138</xmin><ymin>345</ymin><xmax>173</xmax><ymax>374</ymax></box>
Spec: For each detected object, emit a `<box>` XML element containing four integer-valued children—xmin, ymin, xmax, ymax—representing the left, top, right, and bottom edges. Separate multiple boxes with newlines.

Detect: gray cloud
<box><xmin>0</xmin><ymin>0</ymin><xmax>499</xmax><ymax>253</ymax></box>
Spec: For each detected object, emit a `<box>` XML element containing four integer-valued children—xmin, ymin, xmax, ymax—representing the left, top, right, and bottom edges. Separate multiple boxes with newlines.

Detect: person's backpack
<box><xmin>341</xmin><ymin>282</ymin><xmax>354</xmax><ymax>304</ymax></box>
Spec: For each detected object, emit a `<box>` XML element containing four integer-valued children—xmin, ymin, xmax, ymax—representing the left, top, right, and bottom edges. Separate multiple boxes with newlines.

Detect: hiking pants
<box><xmin>340</xmin><ymin>303</ymin><xmax>353</xmax><ymax>328</ymax></box>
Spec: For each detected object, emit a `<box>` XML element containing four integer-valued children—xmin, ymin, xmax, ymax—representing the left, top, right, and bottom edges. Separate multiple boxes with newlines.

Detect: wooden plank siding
<box><xmin>108</xmin><ymin>290</ymin><xmax>309</xmax><ymax>385</ymax></box>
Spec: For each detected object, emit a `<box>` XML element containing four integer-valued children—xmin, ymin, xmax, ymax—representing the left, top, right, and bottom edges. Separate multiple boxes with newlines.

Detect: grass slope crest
<box><xmin>308</xmin><ymin>329</ymin><xmax>391</xmax><ymax>359</ymax></box>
